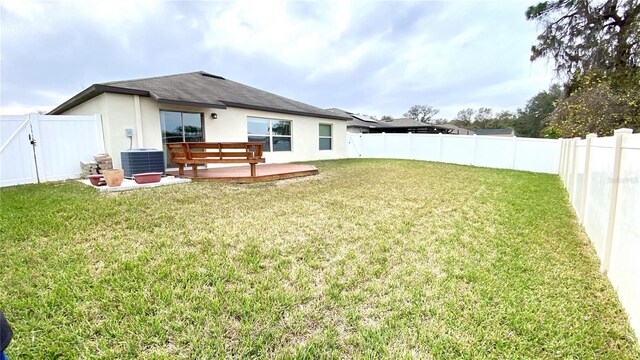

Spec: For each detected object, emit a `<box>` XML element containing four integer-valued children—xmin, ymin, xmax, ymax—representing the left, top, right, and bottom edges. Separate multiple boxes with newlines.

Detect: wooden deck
<box><xmin>166</xmin><ymin>163</ymin><xmax>318</xmax><ymax>183</ymax></box>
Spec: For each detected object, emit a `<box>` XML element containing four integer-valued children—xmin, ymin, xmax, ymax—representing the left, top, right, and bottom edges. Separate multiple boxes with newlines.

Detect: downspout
<box><xmin>133</xmin><ymin>95</ymin><xmax>144</xmax><ymax>148</ymax></box>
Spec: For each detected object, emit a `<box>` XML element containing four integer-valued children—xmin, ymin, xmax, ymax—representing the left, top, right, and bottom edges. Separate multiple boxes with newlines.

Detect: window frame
<box><xmin>247</xmin><ymin>116</ymin><xmax>293</xmax><ymax>152</ymax></box>
<box><xmin>319</xmin><ymin>123</ymin><xmax>332</xmax><ymax>151</ymax></box>
<box><xmin>160</xmin><ymin>110</ymin><xmax>205</xmax><ymax>169</ymax></box>
<box><xmin>160</xmin><ymin>110</ymin><xmax>205</xmax><ymax>142</ymax></box>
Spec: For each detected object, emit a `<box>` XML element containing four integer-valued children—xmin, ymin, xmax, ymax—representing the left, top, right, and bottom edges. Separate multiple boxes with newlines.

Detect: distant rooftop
<box><xmin>475</xmin><ymin>128</ymin><xmax>514</xmax><ymax>135</ymax></box>
<box><xmin>328</xmin><ymin>108</ymin><xmax>475</xmax><ymax>134</ymax></box>
<box><xmin>378</xmin><ymin>117</ymin><xmax>428</xmax><ymax>127</ymax></box>
<box><xmin>326</xmin><ymin>108</ymin><xmax>385</xmax><ymax>129</ymax></box>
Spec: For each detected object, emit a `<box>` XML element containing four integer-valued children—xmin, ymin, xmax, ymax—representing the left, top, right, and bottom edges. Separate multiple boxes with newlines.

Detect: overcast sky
<box><xmin>0</xmin><ymin>0</ymin><xmax>557</xmax><ymax>119</ymax></box>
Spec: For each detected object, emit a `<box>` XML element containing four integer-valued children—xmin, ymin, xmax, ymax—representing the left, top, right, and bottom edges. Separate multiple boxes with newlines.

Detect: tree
<box><xmin>380</xmin><ymin>115</ymin><xmax>394</xmax><ymax>121</ymax></box>
<box><xmin>544</xmin><ymin>71</ymin><xmax>640</xmax><ymax>137</ymax></box>
<box><xmin>403</xmin><ymin>105</ymin><xmax>440</xmax><ymax>124</ymax></box>
<box><xmin>473</xmin><ymin>107</ymin><xmax>494</xmax><ymax>125</ymax></box>
<box><xmin>527</xmin><ymin>0</ymin><xmax>640</xmax><ymax>137</ymax></box>
<box><xmin>516</xmin><ymin>84</ymin><xmax>563</xmax><ymax>137</ymax></box>
<box><xmin>489</xmin><ymin>110</ymin><xmax>517</xmax><ymax>130</ymax></box>
<box><xmin>447</xmin><ymin>107</ymin><xmax>516</xmax><ymax>131</ymax></box>
<box><xmin>450</xmin><ymin>108</ymin><xmax>475</xmax><ymax>128</ymax></box>
<box><xmin>526</xmin><ymin>0</ymin><xmax>640</xmax><ymax>79</ymax></box>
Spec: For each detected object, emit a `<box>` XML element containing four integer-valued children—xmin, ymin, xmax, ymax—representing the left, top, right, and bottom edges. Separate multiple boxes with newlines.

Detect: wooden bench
<box><xmin>167</xmin><ymin>142</ymin><xmax>265</xmax><ymax>177</ymax></box>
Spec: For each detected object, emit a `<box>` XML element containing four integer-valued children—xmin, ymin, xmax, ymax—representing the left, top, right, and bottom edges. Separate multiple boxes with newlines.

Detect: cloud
<box><xmin>199</xmin><ymin>1</ymin><xmax>355</xmax><ymax>72</ymax></box>
<box><xmin>0</xmin><ymin>0</ymin><xmax>555</xmax><ymax>119</ymax></box>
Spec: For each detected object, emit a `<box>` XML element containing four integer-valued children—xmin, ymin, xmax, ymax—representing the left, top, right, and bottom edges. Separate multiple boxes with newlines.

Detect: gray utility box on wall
<box><xmin>121</xmin><ymin>149</ymin><xmax>165</xmax><ymax>178</ymax></box>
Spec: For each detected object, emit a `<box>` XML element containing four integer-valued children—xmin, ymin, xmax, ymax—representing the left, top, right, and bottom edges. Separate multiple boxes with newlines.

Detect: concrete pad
<box><xmin>79</xmin><ymin>176</ymin><xmax>191</xmax><ymax>192</ymax></box>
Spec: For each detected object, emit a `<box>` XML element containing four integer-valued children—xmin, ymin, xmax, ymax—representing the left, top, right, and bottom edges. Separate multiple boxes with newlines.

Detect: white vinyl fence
<box><xmin>560</xmin><ymin>128</ymin><xmax>640</xmax><ymax>337</ymax></box>
<box><xmin>347</xmin><ymin>132</ymin><xmax>561</xmax><ymax>174</ymax></box>
<box><xmin>0</xmin><ymin>114</ymin><xmax>104</xmax><ymax>187</ymax></box>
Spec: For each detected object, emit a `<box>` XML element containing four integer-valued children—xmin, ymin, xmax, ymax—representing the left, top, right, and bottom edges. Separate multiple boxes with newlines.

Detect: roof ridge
<box><xmin>101</xmin><ymin>71</ymin><xmax>207</xmax><ymax>85</ymax></box>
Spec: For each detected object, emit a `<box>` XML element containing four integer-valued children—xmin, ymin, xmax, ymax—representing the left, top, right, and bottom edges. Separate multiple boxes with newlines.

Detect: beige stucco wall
<box><xmin>212</xmin><ymin>107</ymin><xmax>347</xmax><ymax>164</ymax></box>
<box><xmin>63</xmin><ymin>93</ymin><xmax>347</xmax><ymax>168</ymax></box>
<box><xmin>62</xmin><ymin>93</ymin><xmax>111</xmax><ymax>152</ymax></box>
<box><xmin>63</xmin><ymin>93</ymin><xmax>147</xmax><ymax>168</ymax></box>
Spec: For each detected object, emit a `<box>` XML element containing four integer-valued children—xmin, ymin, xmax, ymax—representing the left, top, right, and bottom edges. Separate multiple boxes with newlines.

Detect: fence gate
<box><xmin>0</xmin><ymin>114</ymin><xmax>104</xmax><ymax>187</ymax></box>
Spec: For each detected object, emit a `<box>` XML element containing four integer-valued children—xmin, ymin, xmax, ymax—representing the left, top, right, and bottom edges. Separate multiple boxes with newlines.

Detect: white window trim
<box><xmin>319</xmin><ymin>123</ymin><xmax>332</xmax><ymax>151</ymax></box>
<box><xmin>247</xmin><ymin>116</ymin><xmax>293</xmax><ymax>152</ymax></box>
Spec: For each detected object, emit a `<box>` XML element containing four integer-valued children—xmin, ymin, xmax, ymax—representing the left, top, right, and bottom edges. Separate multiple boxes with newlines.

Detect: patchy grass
<box><xmin>0</xmin><ymin>159</ymin><xmax>638</xmax><ymax>358</ymax></box>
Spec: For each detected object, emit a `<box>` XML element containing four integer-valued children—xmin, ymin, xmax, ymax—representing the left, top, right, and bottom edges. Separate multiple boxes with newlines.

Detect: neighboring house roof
<box><xmin>328</xmin><ymin>109</ymin><xmax>471</xmax><ymax>134</ymax></box>
<box><xmin>327</xmin><ymin>108</ymin><xmax>384</xmax><ymax>129</ymax></box>
<box><xmin>475</xmin><ymin>128</ymin><xmax>514</xmax><ymax>135</ymax></box>
<box><xmin>378</xmin><ymin>117</ymin><xmax>430</xmax><ymax>128</ymax></box>
<box><xmin>437</xmin><ymin>123</ymin><xmax>475</xmax><ymax>135</ymax></box>
<box><xmin>325</xmin><ymin>108</ymin><xmax>352</xmax><ymax>118</ymax></box>
<box><xmin>50</xmin><ymin>71</ymin><xmax>350</xmax><ymax>120</ymax></box>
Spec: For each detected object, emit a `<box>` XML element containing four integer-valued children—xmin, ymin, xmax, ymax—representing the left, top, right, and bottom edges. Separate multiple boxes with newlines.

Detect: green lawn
<box><xmin>0</xmin><ymin>159</ymin><xmax>638</xmax><ymax>358</ymax></box>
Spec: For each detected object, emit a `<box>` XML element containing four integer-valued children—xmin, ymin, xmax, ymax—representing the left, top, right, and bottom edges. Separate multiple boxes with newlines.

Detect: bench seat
<box><xmin>167</xmin><ymin>142</ymin><xmax>265</xmax><ymax>177</ymax></box>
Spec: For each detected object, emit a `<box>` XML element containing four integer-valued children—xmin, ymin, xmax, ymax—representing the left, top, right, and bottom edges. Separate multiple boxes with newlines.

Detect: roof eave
<box><xmin>48</xmin><ymin>85</ymin><xmax>150</xmax><ymax>115</ymax></box>
<box><xmin>222</xmin><ymin>101</ymin><xmax>351</xmax><ymax>120</ymax></box>
<box><xmin>155</xmin><ymin>98</ymin><xmax>227</xmax><ymax>109</ymax></box>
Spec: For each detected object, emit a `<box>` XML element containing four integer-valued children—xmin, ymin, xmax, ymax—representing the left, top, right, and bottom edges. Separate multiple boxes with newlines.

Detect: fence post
<box><xmin>382</xmin><ymin>132</ymin><xmax>386</xmax><ymax>158</ymax></box>
<box><xmin>560</xmin><ymin>140</ymin><xmax>566</xmax><ymax>184</ymax></box>
<box><xmin>567</xmin><ymin>139</ymin><xmax>572</xmax><ymax>184</ymax></box>
<box><xmin>438</xmin><ymin>133</ymin><xmax>443</xmax><ymax>162</ymax></box>
<box><xmin>566</xmin><ymin>138</ymin><xmax>574</xmax><ymax>187</ymax></box>
<box><xmin>472</xmin><ymin>134</ymin><xmax>478</xmax><ymax>166</ymax></box>
<box><xmin>560</xmin><ymin>140</ymin><xmax>566</xmax><ymax>183</ymax></box>
<box><xmin>567</xmin><ymin>139</ymin><xmax>575</xmax><ymax>194</ymax></box>
<box><xmin>578</xmin><ymin>134</ymin><xmax>596</xmax><ymax>224</ymax></box>
<box><xmin>571</xmin><ymin>138</ymin><xmax>580</xmax><ymax>203</ymax></box>
<box><xmin>30</xmin><ymin>113</ymin><xmax>43</xmax><ymax>183</ymax></box>
<box><xmin>408</xmin><ymin>132</ymin><xmax>414</xmax><ymax>159</ymax></box>
<box><xmin>601</xmin><ymin>128</ymin><xmax>633</xmax><ymax>273</ymax></box>
<box><xmin>511</xmin><ymin>136</ymin><xmax>518</xmax><ymax>170</ymax></box>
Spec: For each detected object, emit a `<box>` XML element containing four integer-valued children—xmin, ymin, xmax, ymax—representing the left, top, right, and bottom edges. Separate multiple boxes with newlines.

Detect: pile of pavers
<box><xmin>79</xmin><ymin>160</ymin><xmax>99</xmax><ymax>178</ymax></box>
<box><xmin>94</xmin><ymin>153</ymin><xmax>113</xmax><ymax>173</ymax></box>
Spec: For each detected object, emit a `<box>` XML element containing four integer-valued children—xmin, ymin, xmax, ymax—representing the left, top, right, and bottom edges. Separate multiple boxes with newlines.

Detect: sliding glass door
<box><xmin>160</xmin><ymin>110</ymin><xmax>203</xmax><ymax>167</ymax></box>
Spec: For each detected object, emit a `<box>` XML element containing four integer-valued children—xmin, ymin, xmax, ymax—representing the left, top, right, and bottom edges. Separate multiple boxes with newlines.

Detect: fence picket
<box><xmin>557</xmin><ymin>128</ymin><xmax>639</xmax><ymax>338</ymax></box>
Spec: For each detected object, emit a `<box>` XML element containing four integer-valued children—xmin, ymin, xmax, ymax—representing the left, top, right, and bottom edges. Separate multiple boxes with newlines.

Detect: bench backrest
<box><xmin>167</xmin><ymin>142</ymin><xmax>264</xmax><ymax>163</ymax></box>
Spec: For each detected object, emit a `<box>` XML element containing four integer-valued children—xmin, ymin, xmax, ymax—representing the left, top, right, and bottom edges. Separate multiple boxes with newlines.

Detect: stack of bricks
<box><xmin>79</xmin><ymin>161</ymin><xmax>98</xmax><ymax>178</ymax></box>
<box><xmin>94</xmin><ymin>153</ymin><xmax>113</xmax><ymax>174</ymax></box>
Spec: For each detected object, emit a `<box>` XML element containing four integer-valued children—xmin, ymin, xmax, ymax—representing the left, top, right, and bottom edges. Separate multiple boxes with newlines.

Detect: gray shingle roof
<box><xmin>436</xmin><ymin>124</ymin><xmax>475</xmax><ymax>135</ymax></box>
<box><xmin>378</xmin><ymin>117</ymin><xmax>430</xmax><ymax>127</ymax></box>
<box><xmin>328</xmin><ymin>109</ymin><xmax>475</xmax><ymax>135</ymax></box>
<box><xmin>475</xmin><ymin>128</ymin><xmax>514</xmax><ymax>135</ymax></box>
<box><xmin>50</xmin><ymin>71</ymin><xmax>350</xmax><ymax>120</ymax></box>
<box><xmin>326</xmin><ymin>108</ymin><xmax>384</xmax><ymax>129</ymax></box>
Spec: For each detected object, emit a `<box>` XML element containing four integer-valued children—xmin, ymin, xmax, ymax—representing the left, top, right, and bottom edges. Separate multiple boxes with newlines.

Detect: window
<box><xmin>160</xmin><ymin>110</ymin><xmax>204</xmax><ymax>167</ymax></box>
<box><xmin>247</xmin><ymin>117</ymin><xmax>292</xmax><ymax>152</ymax></box>
<box><xmin>319</xmin><ymin>124</ymin><xmax>332</xmax><ymax>150</ymax></box>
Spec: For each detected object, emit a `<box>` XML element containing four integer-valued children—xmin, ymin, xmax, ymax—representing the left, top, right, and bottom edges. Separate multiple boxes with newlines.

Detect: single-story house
<box><xmin>436</xmin><ymin>124</ymin><xmax>475</xmax><ymax>135</ymax></box>
<box><xmin>327</xmin><ymin>108</ymin><xmax>473</xmax><ymax>134</ymax></box>
<box><xmin>374</xmin><ymin>118</ymin><xmax>448</xmax><ymax>134</ymax></box>
<box><xmin>475</xmin><ymin>128</ymin><xmax>515</xmax><ymax>137</ymax></box>
<box><xmin>50</xmin><ymin>71</ymin><xmax>350</xmax><ymax>168</ymax></box>
<box><xmin>326</xmin><ymin>108</ymin><xmax>382</xmax><ymax>133</ymax></box>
